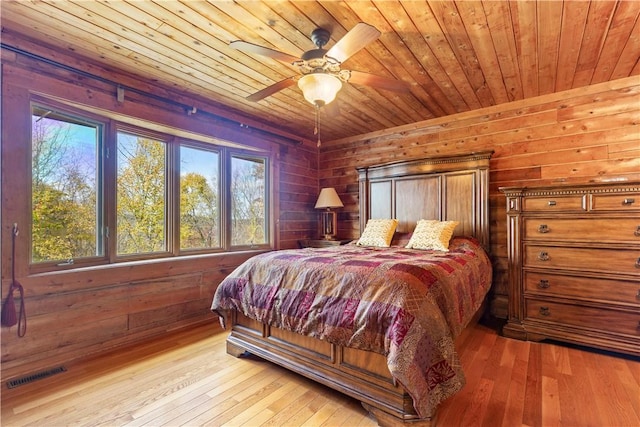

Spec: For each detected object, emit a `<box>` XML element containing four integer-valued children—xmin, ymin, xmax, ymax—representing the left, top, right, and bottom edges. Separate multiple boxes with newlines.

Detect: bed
<box><xmin>211</xmin><ymin>151</ymin><xmax>493</xmax><ymax>426</ymax></box>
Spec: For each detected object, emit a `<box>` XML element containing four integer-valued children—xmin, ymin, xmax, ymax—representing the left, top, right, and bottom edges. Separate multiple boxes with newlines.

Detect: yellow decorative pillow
<box><xmin>356</xmin><ymin>219</ymin><xmax>398</xmax><ymax>247</ymax></box>
<box><xmin>405</xmin><ymin>220</ymin><xmax>459</xmax><ymax>251</ymax></box>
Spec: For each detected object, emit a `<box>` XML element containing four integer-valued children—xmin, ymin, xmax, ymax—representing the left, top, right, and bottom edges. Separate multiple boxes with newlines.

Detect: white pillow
<box><xmin>356</xmin><ymin>219</ymin><xmax>398</xmax><ymax>247</ymax></box>
<box><xmin>405</xmin><ymin>220</ymin><xmax>459</xmax><ymax>251</ymax></box>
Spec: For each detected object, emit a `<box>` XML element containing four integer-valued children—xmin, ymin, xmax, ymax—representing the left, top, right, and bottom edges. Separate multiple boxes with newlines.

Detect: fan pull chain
<box><xmin>314</xmin><ymin>103</ymin><xmax>321</xmax><ymax>147</ymax></box>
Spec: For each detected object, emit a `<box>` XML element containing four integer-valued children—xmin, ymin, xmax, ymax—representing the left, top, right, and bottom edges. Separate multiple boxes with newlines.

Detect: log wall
<box><xmin>0</xmin><ymin>44</ymin><xmax>318</xmax><ymax>380</ymax></box>
<box><xmin>319</xmin><ymin>76</ymin><xmax>640</xmax><ymax>318</ymax></box>
<box><xmin>2</xmin><ymin>30</ymin><xmax>638</xmax><ymax>380</ymax></box>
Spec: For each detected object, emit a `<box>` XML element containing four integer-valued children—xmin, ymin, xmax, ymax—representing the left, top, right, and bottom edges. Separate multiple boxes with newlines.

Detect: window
<box><xmin>116</xmin><ymin>131</ymin><xmax>167</xmax><ymax>256</ymax></box>
<box><xmin>29</xmin><ymin>102</ymin><xmax>271</xmax><ymax>271</ymax></box>
<box><xmin>180</xmin><ymin>146</ymin><xmax>220</xmax><ymax>250</ymax></box>
<box><xmin>31</xmin><ymin>105</ymin><xmax>104</xmax><ymax>265</ymax></box>
<box><xmin>231</xmin><ymin>155</ymin><xmax>267</xmax><ymax>246</ymax></box>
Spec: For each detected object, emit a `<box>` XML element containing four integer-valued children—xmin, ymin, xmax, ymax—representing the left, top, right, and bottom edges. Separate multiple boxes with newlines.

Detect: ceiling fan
<box><xmin>230</xmin><ymin>23</ymin><xmax>410</xmax><ymax>107</ymax></box>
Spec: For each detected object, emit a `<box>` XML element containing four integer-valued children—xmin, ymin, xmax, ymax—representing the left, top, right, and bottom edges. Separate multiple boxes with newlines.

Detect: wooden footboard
<box><xmin>226</xmin><ymin>310</ymin><xmax>435</xmax><ymax>426</ymax></box>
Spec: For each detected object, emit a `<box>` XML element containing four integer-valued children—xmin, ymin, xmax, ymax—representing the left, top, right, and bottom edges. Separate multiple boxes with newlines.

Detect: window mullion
<box><xmin>104</xmin><ymin>120</ymin><xmax>118</xmax><ymax>263</ymax></box>
<box><xmin>221</xmin><ymin>148</ymin><xmax>231</xmax><ymax>250</ymax></box>
<box><xmin>167</xmin><ymin>139</ymin><xmax>180</xmax><ymax>255</ymax></box>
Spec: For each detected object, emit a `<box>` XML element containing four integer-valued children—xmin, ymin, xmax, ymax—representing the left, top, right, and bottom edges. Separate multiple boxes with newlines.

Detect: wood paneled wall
<box><xmin>2</xmin><ymin>34</ymin><xmax>638</xmax><ymax>380</ymax></box>
<box><xmin>320</xmin><ymin>76</ymin><xmax>640</xmax><ymax>318</ymax></box>
<box><xmin>0</xmin><ymin>46</ymin><xmax>318</xmax><ymax>380</ymax></box>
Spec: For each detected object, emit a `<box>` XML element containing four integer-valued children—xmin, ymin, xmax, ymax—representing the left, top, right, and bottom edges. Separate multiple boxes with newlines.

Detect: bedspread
<box><xmin>211</xmin><ymin>236</ymin><xmax>492</xmax><ymax>417</ymax></box>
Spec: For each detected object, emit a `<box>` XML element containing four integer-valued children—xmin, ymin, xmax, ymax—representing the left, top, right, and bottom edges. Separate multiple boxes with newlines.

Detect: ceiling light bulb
<box><xmin>298</xmin><ymin>73</ymin><xmax>342</xmax><ymax>106</ymax></box>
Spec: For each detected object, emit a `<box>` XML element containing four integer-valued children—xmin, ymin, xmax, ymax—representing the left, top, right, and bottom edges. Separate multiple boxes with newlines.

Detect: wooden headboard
<box><xmin>356</xmin><ymin>151</ymin><xmax>493</xmax><ymax>250</ymax></box>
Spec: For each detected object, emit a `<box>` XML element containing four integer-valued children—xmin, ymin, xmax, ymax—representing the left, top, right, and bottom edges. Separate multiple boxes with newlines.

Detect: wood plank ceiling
<box><xmin>1</xmin><ymin>1</ymin><xmax>639</xmax><ymax>143</ymax></box>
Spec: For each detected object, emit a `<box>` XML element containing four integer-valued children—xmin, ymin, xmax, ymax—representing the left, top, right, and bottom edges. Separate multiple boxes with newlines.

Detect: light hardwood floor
<box><xmin>1</xmin><ymin>319</ymin><xmax>638</xmax><ymax>427</ymax></box>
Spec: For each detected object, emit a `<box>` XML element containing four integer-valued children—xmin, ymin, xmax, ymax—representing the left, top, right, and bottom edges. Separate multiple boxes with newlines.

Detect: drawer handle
<box><xmin>636</xmin><ymin>290</ymin><xmax>640</xmax><ymax>300</ymax></box>
<box><xmin>623</xmin><ymin>198</ymin><xmax>635</xmax><ymax>205</ymax></box>
<box><xmin>538</xmin><ymin>224</ymin><xmax>550</xmax><ymax>233</ymax></box>
<box><xmin>539</xmin><ymin>306</ymin><xmax>551</xmax><ymax>316</ymax></box>
<box><xmin>538</xmin><ymin>279</ymin><xmax>550</xmax><ymax>289</ymax></box>
<box><xmin>635</xmin><ymin>226</ymin><xmax>640</xmax><ymax>237</ymax></box>
<box><xmin>636</xmin><ymin>258</ymin><xmax>640</xmax><ymax>268</ymax></box>
<box><xmin>538</xmin><ymin>251</ymin><xmax>550</xmax><ymax>261</ymax></box>
<box><xmin>548</xmin><ymin>200</ymin><xmax>557</xmax><ymax>206</ymax></box>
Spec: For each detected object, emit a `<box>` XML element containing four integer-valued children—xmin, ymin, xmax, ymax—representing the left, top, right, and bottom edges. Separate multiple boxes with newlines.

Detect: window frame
<box><xmin>113</xmin><ymin>125</ymin><xmax>172</xmax><ymax>262</ymax></box>
<box><xmin>29</xmin><ymin>100</ymin><xmax>109</xmax><ymax>272</ymax></box>
<box><xmin>176</xmin><ymin>141</ymin><xmax>222</xmax><ymax>255</ymax></box>
<box><xmin>228</xmin><ymin>151</ymin><xmax>271</xmax><ymax>250</ymax></box>
<box><xmin>27</xmin><ymin>99</ymin><xmax>273</xmax><ymax>274</ymax></box>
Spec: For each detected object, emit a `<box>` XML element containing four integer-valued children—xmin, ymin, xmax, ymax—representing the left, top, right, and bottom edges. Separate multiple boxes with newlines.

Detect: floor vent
<box><xmin>6</xmin><ymin>366</ymin><xmax>67</xmax><ymax>389</ymax></box>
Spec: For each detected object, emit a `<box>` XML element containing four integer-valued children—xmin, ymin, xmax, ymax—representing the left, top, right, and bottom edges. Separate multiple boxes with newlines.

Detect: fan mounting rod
<box><xmin>299</xmin><ymin>28</ymin><xmax>341</xmax><ymax>75</ymax></box>
<box><xmin>310</xmin><ymin>28</ymin><xmax>331</xmax><ymax>49</ymax></box>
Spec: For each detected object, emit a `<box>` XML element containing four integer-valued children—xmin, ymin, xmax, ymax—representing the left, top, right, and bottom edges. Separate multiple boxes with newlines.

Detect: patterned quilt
<box><xmin>211</xmin><ymin>236</ymin><xmax>492</xmax><ymax>417</ymax></box>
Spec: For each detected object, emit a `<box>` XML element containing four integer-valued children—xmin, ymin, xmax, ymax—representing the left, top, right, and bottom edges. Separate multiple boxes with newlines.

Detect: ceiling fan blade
<box><xmin>230</xmin><ymin>40</ymin><xmax>300</xmax><ymax>64</ymax></box>
<box><xmin>246</xmin><ymin>77</ymin><xmax>298</xmax><ymax>102</ymax></box>
<box><xmin>326</xmin><ymin>23</ymin><xmax>381</xmax><ymax>63</ymax></box>
<box><xmin>348</xmin><ymin>71</ymin><xmax>410</xmax><ymax>93</ymax></box>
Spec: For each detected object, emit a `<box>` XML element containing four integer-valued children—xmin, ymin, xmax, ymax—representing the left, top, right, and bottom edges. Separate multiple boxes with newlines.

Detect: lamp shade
<box><xmin>298</xmin><ymin>73</ymin><xmax>342</xmax><ymax>106</ymax></box>
<box><xmin>315</xmin><ymin>187</ymin><xmax>344</xmax><ymax>209</ymax></box>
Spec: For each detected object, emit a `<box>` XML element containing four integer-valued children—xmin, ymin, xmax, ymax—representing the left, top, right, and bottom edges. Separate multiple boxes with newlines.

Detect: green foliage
<box><xmin>180</xmin><ymin>172</ymin><xmax>219</xmax><ymax>249</ymax></box>
<box><xmin>31</xmin><ymin>111</ymin><xmax>98</xmax><ymax>263</ymax></box>
<box><xmin>32</xmin><ymin>180</ymin><xmax>97</xmax><ymax>262</ymax></box>
<box><xmin>31</xmin><ymin>108</ymin><xmax>268</xmax><ymax>265</ymax></box>
<box><xmin>32</xmin><ymin>184</ymin><xmax>75</xmax><ymax>262</ymax></box>
<box><xmin>117</xmin><ymin>137</ymin><xmax>166</xmax><ymax>254</ymax></box>
<box><xmin>231</xmin><ymin>158</ymin><xmax>266</xmax><ymax>246</ymax></box>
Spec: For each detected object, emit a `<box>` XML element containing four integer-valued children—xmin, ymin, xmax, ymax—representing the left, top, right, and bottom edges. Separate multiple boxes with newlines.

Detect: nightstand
<box><xmin>298</xmin><ymin>239</ymin><xmax>352</xmax><ymax>248</ymax></box>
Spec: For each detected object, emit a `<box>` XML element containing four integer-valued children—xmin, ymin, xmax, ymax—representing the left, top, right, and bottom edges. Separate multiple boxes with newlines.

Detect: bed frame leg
<box><xmin>226</xmin><ymin>340</ymin><xmax>248</xmax><ymax>357</ymax></box>
<box><xmin>362</xmin><ymin>403</ymin><xmax>436</xmax><ymax>427</ymax></box>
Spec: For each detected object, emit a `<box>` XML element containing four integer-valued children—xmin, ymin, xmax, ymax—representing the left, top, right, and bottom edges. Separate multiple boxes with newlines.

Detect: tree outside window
<box><xmin>29</xmin><ymin>103</ymin><xmax>271</xmax><ymax>270</ymax></box>
<box><xmin>116</xmin><ymin>132</ymin><xmax>166</xmax><ymax>255</ymax></box>
<box><xmin>180</xmin><ymin>146</ymin><xmax>220</xmax><ymax>250</ymax></box>
<box><xmin>231</xmin><ymin>156</ymin><xmax>267</xmax><ymax>246</ymax></box>
<box><xmin>31</xmin><ymin>105</ymin><xmax>102</xmax><ymax>264</ymax></box>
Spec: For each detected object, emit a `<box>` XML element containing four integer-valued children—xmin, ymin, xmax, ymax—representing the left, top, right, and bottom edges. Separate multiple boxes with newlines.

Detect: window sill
<box><xmin>28</xmin><ymin>248</ymin><xmax>271</xmax><ymax>279</ymax></box>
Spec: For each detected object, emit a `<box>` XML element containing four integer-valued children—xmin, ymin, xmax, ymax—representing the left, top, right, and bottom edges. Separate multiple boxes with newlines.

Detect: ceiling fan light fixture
<box><xmin>298</xmin><ymin>73</ymin><xmax>342</xmax><ymax>106</ymax></box>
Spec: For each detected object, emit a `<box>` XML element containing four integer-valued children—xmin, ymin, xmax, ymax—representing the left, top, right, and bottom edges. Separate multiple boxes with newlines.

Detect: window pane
<box><xmin>31</xmin><ymin>106</ymin><xmax>102</xmax><ymax>263</ymax></box>
<box><xmin>180</xmin><ymin>146</ymin><xmax>220</xmax><ymax>250</ymax></box>
<box><xmin>117</xmin><ymin>132</ymin><xmax>166</xmax><ymax>255</ymax></box>
<box><xmin>231</xmin><ymin>156</ymin><xmax>267</xmax><ymax>246</ymax></box>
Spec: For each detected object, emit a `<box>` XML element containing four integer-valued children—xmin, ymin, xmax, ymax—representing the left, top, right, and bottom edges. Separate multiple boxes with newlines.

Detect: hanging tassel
<box><xmin>2</xmin><ymin>224</ymin><xmax>26</xmax><ymax>337</ymax></box>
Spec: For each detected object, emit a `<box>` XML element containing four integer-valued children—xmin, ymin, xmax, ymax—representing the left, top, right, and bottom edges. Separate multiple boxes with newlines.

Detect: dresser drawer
<box><xmin>524</xmin><ymin>271</ymin><xmax>640</xmax><ymax>306</ymax></box>
<box><xmin>523</xmin><ymin>217</ymin><xmax>640</xmax><ymax>243</ymax></box>
<box><xmin>591</xmin><ymin>192</ymin><xmax>640</xmax><ymax>212</ymax></box>
<box><xmin>525</xmin><ymin>299</ymin><xmax>640</xmax><ymax>336</ymax></box>
<box><xmin>524</xmin><ymin>245</ymin><xmax>640</xmax><ymax>275</ymax></box>
<box><xmin>523</xmin><ymin>195</ymin><xmax>585</xmax><ymax>212</ymax></box>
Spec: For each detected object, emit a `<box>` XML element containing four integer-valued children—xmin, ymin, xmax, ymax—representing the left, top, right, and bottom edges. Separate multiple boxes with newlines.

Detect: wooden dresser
<box><xmin>501</xmin><ymin>182</ymin><xmax>640</xmax><ymax>356</ymax></box>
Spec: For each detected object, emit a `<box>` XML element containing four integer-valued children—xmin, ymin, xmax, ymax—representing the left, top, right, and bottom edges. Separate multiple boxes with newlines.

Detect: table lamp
<box><xmin>314</xmin><ymin>187</ymin><xmax>344</xmax><ymax>240</ymax></box>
